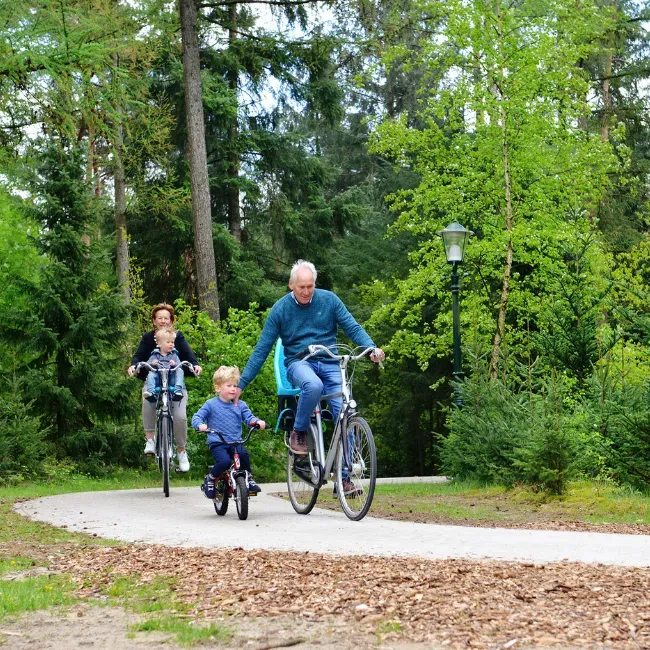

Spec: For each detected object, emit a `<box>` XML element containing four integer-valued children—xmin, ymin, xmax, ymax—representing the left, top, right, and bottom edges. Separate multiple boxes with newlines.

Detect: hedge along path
<box><xmin>53</xmin><ymin>544</ymin><xmax>650</xmax><ymax>648</ymax></box>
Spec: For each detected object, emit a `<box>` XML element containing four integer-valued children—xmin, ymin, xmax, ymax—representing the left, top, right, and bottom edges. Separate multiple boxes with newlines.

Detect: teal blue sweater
<box><xmin>239</xmin><ymin>289</ymin><xmax>376</xmax><ymax>390</ymax></box>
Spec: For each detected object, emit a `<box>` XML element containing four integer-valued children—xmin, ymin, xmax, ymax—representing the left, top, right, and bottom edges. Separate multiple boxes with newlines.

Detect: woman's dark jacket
<box><xmin>130</xmin><ymin>331</ymin><xmax>199</xmax><ymax>381</ymax></box>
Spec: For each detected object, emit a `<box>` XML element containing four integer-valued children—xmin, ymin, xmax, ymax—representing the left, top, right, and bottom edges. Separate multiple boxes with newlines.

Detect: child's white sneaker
<box><xmin>177</xmin><ymin>451</ymin><xmax>190</xmax><ymax>472</ymax></box>
<box><xmin>143</xmin><ymin>439</ymin><xmax>156</xmax><ymax>456</ymax></box>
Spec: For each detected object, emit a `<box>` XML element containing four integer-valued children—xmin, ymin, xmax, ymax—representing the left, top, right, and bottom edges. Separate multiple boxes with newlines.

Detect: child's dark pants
<box><xmin>208</xmin><ymin>442</ymin><xmax>252</xmax><ymax>478</ymax></box>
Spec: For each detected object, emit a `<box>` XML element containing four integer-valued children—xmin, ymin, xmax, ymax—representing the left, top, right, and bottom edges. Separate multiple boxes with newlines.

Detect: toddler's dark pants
<box><xmin>209</xmin><ymin>442</ymin><xmax>252</xmax><ymax>478</ymax></box>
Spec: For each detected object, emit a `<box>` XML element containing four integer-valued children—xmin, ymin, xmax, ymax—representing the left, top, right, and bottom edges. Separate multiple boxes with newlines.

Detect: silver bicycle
<box><xmin>285</xmin><ymin>344</ymin><xmax>378</xmax><ymax>521</ymax></box>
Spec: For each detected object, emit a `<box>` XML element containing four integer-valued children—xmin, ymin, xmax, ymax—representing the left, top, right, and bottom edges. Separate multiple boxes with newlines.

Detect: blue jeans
<box><xmin>286</xmin><ymin>360</ymin><xmax>342</xmax><ymax>432</ymax></box>
<box><xmin>145</xmin><ymin>368</ymin><xmax>185</xmax><ymax>395</ymax></box>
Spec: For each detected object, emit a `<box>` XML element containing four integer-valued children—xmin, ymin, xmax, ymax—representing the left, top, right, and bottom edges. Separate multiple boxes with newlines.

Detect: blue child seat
<box><xmin>274</xmin><ymin>339</ymin><xmax>300</xmax><ymax>396</ymax></box>
<box><xmin>274</xmin><ymin>339</ymin><xmax>299</xmax><ymax>433</ymax></box>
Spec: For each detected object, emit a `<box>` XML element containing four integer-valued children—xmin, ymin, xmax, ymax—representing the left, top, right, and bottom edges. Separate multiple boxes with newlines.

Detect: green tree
<box><xmin>1</xmin><ymin>140</ymin><xmax>131</xmax><ymax>459</ymax></box>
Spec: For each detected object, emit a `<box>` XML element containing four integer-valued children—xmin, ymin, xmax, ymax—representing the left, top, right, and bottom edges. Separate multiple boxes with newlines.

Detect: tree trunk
<box><xmin>227</xmin><ymin>2</ymin><xmax>241</xmax><ymax>242</ymax></box>
<box><xmin>489</xmin><ymin>0</ymin><xmax>514</xmax><ymax>381</ymax></box>
<box><xmin>601</xmin><ymin>50</ymin><xmax>612</xmax><ymax>142</ymax></box>
<box><xmin>183</xmin><ymin>246</ymin><xmax>197</xmax><ymax>305</ymax></box>
<box><xmin>114</xmin><ymin>116</ymin><xmax>130</xmax><ymax>302</ymax></box>
<box><xmin>179</xmin><ymin>0</ymin><xmax>220</xmax><ymax>320</ymax></box>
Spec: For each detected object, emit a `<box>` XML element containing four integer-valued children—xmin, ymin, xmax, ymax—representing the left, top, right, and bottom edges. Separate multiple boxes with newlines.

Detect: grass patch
<box><xmin>130</xmin><ymin>615</ymin><xmax>231</xmax><ymax>647</ymax></box>
<box><xmin>0</xmin><ymin>557</ymin><xmax>43</xmax><ymax>575</ymax></box>
<box><xmin>370</xmin><ymin>479</ymin><xmax>650</xmax><ymax>526</ymax></box>
<box><xmin>0</xmin><ymin>574</ymin><xmax>76</xmax><ymax>617</ymax></box>
<box><xmin>104</xmin><ymin>575</ymin><xmax>189</xmax><ymax>614</ymax></box>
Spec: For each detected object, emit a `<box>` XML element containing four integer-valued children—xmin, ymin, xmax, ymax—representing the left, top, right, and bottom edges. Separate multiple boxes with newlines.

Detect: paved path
<box><xmin>14</xmin><ymin>477</ymin><xmax>649</xmax><ymax>567</ymax></box>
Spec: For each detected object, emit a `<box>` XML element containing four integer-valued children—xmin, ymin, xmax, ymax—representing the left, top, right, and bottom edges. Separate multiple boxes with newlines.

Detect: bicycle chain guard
<box><xmin>292</xmin><ymin>456</ymin><xmax>323</xmax><ymax>488</ymax></box>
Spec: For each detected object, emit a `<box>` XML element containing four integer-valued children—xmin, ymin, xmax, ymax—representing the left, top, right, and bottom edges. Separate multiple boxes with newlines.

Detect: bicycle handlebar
<box><xmin>299</xmin><ymin>344</ymin><xmax>376</xmax><ymax>363</ymax></box>
<box><xmin>135</xmin><ymin>360</ymin><xmax>197</xmax><ymax>375</ymax></box>
<box><xmin>201</xmin><ymin>423</ymin><xmax>261</xmax><ymax>446</ymax></box>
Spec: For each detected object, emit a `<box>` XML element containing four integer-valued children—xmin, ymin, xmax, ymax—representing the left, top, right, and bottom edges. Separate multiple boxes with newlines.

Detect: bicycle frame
<box><xmin>284</xmin><ymin>343</ymin><xmax>378</xmax><ymax>520</ymax></box>
<box><xmin>219</xmin><ymin>447</ymin><xmax>248</xmax><ymax>495</ymax></box>
<box><xmin>292</xmin><ymin>346</ymin><xmax>370</xmax><ymax>486</ymax></box>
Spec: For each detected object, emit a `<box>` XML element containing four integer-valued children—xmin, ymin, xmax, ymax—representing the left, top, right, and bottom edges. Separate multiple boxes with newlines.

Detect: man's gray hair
<box><xmin>290</xmin><ymin>259</ymin><xmax>317</xmax><ymax>284</ymax></box>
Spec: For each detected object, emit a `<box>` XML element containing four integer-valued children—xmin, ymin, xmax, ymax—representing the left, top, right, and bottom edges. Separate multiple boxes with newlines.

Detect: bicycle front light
<box><xmin>349</xmin><ymin>400</ymin><xmax>357</xmax><ymax>409</ymax></box>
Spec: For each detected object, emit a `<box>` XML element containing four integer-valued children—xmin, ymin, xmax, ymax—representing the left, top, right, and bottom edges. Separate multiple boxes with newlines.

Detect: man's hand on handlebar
<box><xmin>370</xmin><ymin>348</ymin><xmax>385</xmax><ymax>364</ymax></box>
<box><xmin>193</xmin><ymin>365</ymin><xmax>202</xmax><ymax>376</ymax></box>
<box><xmin>127</xmin><ymin>365</ymin><xmax>136</xmax><ymax>376</ymax></box>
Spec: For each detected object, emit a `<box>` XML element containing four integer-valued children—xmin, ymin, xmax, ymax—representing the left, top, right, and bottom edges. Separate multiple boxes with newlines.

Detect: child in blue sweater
<box><xmin>143</xmin><ymin>328</ymin><xmax>185</xmax><ymax>401</ymax></box>
<box><xmin>192</xmin><ymin>365</ymin><xmax>266</xmax><ymax>497</ymax></box>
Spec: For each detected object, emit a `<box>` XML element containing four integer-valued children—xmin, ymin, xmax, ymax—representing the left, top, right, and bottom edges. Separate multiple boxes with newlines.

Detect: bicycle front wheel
<box><xmin>235</xmin><ymin>475</ymin><xmax>249</xmax><ymax>521</ymax></box>
<box><xmin>286</xmin><ymin>425</ymin><xmax>320</xmax><ymax>515</ymax></box>
<box><xmin>336</xmin><ymin>416</ymin><xmax>376</xmax><ymax>521</ymax></box>
<box><xmin>160</xmin><ymin>415</ymin><xmax>171</xmax><ymax>497</ymax></box>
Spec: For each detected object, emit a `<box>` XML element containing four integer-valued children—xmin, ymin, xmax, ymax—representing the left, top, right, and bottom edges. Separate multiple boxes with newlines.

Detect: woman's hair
<box><xmin>213</xmin><ymin>365</ymin><xmax>240</xmax><ymax>389</ymax></box>
<box><xmin>151</xmin><ymin>303</ymin><xmax>175</xmax><ymax>324</ymax></box>
<box><xmin>154</xmin><ymin>327</ymin><xmax>175</xmax><ymax>344</ymax></box>
<box><xmin>289</xmin><ymin>259</ymin><xmax>317</xmax><ymax>284</ymax></box>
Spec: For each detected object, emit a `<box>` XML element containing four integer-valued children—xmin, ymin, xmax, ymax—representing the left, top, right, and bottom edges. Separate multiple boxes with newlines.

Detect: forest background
<box><xmin>1</xmin><ymin>0</ymin><xmax>650</xmax><ymax>495</ymax></box>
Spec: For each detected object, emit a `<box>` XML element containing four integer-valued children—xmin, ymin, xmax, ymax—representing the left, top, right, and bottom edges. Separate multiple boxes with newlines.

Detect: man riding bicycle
<box><xmin>236</xmin><ymin>260</ymin><xmax>385</xmax><ymax>458</ymax></box>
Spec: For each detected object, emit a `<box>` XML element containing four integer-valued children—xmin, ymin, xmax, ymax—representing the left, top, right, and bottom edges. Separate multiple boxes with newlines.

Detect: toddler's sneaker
<box><xmin>177</xmin><ymin>450</ymin><xmax>190</xmax><ymax>472</ymax></box>
<box><xmin>172</xmin><ymin>390</ymin><xmax>184</xmax><ymax>402</ymax></box>
<box><xmin>143</xmin><ymin>390</ymin><xmax>157</xmax><ymax>403</ymax></box>
<box><xmin>201</xmin><ymin>474</ymin><xmax>216</xmax><ymax>499</ymax></box>
<box><xmin>143</xmin><ymin>438</ymin><xmax>156</xmax><ymax>456</ymax></box>
<box><xmin>248</xmin><ymin>477</ymin><xmax>261</xmax><ymax>494</ymax></box>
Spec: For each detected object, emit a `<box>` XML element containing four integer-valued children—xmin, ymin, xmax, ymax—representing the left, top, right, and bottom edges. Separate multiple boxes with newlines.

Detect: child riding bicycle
<box><xmin>192</xmin><ymin>366</ymin><xmax>266</xmax><ymax>498</ymax></box>
<box><xmin>143</xmin><ymin>328</ymin><xmax>185</xmax><ymax>403</ymax></box>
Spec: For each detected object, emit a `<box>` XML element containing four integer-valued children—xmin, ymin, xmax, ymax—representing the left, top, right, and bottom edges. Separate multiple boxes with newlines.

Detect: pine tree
<box><xmin>3</xmin><ymin>140</ymin><xmax>131</xmax><ymax>457</ymax></box>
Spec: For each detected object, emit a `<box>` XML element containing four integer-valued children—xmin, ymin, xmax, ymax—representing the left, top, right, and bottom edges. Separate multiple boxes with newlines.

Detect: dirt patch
<box><xmin>0</xmin><ymin>603</ymin><xmax>437</xmax><ymax>649</ymax></box>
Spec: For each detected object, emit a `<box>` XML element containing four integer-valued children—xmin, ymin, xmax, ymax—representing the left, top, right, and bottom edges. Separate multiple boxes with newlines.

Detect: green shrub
<box><xmin>174</xmin><ymin>300</ymin><xmax>286</xmax><ymax>481</ymax></box>
<box><xmin>585</xmin><ymin>379</ymin><xmax>650</xmax><ymax>491</ymax></box>
<box><xmin>440</xmin><ymin>372</ymin><xmax>579</xmax><ymax>495</ymax></box>
<box><xmin>0</xmin><ymin>379</ymin><xmax>49</xmax><ymax>483</ymax></box>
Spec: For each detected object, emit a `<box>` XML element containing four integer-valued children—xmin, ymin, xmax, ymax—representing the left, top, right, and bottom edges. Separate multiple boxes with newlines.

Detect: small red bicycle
<box><xmin>205</xmin><ymin>424</ymin><xmax>260</xmax><ymax>520</ymax></box>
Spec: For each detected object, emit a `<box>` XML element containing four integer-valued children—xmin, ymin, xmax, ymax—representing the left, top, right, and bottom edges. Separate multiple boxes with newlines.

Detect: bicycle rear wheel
<box><xmin>286</xmin><ymin>425</ymin><xmax>320</xmax><ymax>514</ymax></box>
<box><xmin>160</xmin><ymin>415</ymin><xmax>171</xmax><ymax>497</ymax></box>
<box><xmin>335</xmin><ymin>416</ymin><xmax>376</xmax><ymax>521</ymax></box>
<box><xmin>214</xmin><ymin>477</ymin><xmax>229</xmax><ymax>516</ymax></box>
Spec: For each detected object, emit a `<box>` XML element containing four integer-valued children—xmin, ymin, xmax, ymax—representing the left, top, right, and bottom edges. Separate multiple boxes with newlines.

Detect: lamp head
<box><xmin>437</xmin><ymin>221</ymin><xmax>473</xmax><ymax>263</ymax></box>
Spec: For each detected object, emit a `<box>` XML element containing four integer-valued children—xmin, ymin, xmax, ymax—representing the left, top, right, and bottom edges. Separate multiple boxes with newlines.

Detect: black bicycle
<box><xmin>136</xmin><ymin>360</ymin><xmax>195</xmax><ymax>497</ymax></box>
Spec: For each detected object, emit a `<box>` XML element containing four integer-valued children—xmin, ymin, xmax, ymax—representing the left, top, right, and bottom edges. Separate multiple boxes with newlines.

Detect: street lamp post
<box><xmin>438</xmin><ymin>221</ymin><xmax>473</xmax><ymax>404</ymax></box>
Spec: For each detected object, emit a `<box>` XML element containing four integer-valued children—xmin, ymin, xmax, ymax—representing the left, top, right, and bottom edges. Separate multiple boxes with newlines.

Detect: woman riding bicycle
<box><xmin>127</xmin><ymin>302</ymin><xmax>202</xmax><ymax>472</ymax></box>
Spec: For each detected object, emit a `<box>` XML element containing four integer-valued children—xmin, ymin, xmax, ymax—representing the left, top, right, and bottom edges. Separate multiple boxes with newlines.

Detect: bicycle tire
<box><xmin>160</xmin><ymin>415</ymin><xmax>171</xmax><ymax>497</ymax></box>
<box><xmin>213</xmin><ymin>477</ymin><xmax>229</xmax><ymax>516</ymax></box>
<box><xmin>235</xmin><ymin>475</ymin><xmax>249</xmax><ymax>520</ymax></box>
<box><xmin>335</xmin><ymin>416</ymin><xmax>376</xmax><ymax>521</ymax></box>
<box><xmin>286</xmin><ymin>424</ymin><xmax>320</xmax><ymax>515</ymax></box>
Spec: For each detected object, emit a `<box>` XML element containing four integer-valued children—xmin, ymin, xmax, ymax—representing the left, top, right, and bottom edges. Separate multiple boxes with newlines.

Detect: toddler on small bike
<box><xmin>191</xmin><ymin>365</ymin><xmax>266</xmax><ymax>499</ymax></box>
